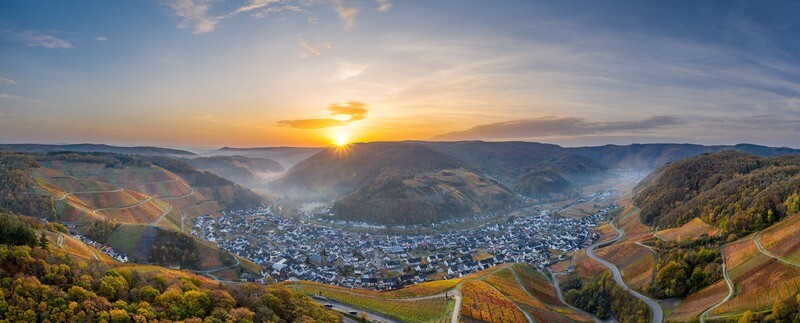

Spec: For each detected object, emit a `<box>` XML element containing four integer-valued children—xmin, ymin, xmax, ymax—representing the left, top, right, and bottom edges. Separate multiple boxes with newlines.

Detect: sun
<box><xmin>333</xmin><ymin>132</ymin><xmax>349</xmax><ymax>147</ymax></box>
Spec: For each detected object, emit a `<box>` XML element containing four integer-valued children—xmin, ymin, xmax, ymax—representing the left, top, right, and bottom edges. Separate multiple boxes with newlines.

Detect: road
<box><xmin>700</xmin><ymin>245</ymin><xmax>733</xmax><ymax>323</ymax></box>
<box><xmin>547</xmin><ymin>268</ymin><xmax>610</xmax><ymax>323</ymax></box>
<box><xmin>311</xmin><ymin>296</ymin><xmax>400</xmax><ymax>323</ymax></box>
<box><xmin>55</xmin><ymin>188</ymin><xmax>124</xmax><ymax>201</ymax></box>
<box><xmin>754</xmin><ymin>230</ymin><xmax>800</xmax><ymax>268</ymax></box>
<box><xmin>150</xmin><ymin>204</ymin><xmax>173</xmax><ymax>225</ymax></box>
<box><xmin>57</xmin><ymin>233</ymin><xmax>64</xmax><ymax>248</ymax></box>
<box><xmin>586</xmin><ymin>221</ymin><xmax>663</xmax><ymax>323</ymax></box>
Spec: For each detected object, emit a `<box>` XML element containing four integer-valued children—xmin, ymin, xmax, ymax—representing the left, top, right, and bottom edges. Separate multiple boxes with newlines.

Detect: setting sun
<box><xmin>334</xmin><ymin>133</ymin><xmax>349</xmax><ymax>147</ymax></box>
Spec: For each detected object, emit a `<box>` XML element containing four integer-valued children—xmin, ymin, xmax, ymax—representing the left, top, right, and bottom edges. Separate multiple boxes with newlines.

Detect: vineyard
<box><xmin>668</xmin><ymin>280</ymin><xmax>728</xmax><ymax>321</ymax></box>
<box><xmin>382</xmin><ymin>278</ymin><xmax>461</xmax><ymax>298</ymax></box>
<box><xmin>616</xmin><ymin>205</ymin><xmax>651</xmax><ymax>242</ymax></box>
<box><xmin>758</xmin><ymin>212</ymin><xmax>800</xmax><ymax>263</ymax></box>
<box><xmin>594</xmin><ymin>240</ymin><xmax>656</xmax><ymax>291</ymax></box>
<box><xmin>511</xmin><ymin>264</ymin><xmax>562</xmax><ymax>305</ymax></box>
<box><xmin>572</xmin><ymin>249</ymin><xmax>606</xmax><ymax>277</ymax></box>
<box><xmin>460</xmin><ymin>280</ymin><xmax>527</xmax><ymax>323</ymax></box>
<box><xmin>289</xmin><ymin>282</ymin><xmax>453</xmax><ymax>322</ymax></box>
<box><xmin>70</xmin><ymin>189</ymin><xmax>147</xmax><ymax>210</ymax></box>
<box><xmin>656</xmin><ymin>217</ymin><xmax>719</xmax><ymax>242</ymax></box>
<box><xmin>714</xmin><ymin>254</ymin><xmax>800</xmax><ymax>315</ymax></box>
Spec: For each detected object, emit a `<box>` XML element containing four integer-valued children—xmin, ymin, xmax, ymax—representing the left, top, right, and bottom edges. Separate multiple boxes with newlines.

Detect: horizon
<box><xmin>2</xmin><ymin>1</ymin><xmax>799</xmax><ymax>147</ymax></box>
<box><xmin>2</xmin><ymin>139</ymin><xmax>799</xmax><ymax>151</ymax></box>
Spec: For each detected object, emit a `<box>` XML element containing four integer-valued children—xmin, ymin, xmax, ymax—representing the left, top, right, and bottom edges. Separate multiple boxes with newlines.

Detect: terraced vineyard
<box><xmin>656</xmin><ymin>217</ymin><xmax>719</xmax><ymax>242</ymax></box>
<box><xmin>594</xmin><ymin>240</ymin><xmax>656</xmax><ymax>292</ymax></box>
<box><xmin>758</xmin><ymin>212</ymin><xmax>800</xmax><ymax>263</ymax></box>
<box><xmin>460</xmin><ymin>280</ymin><xmax>527</xmax><ymax>322</ymax></box>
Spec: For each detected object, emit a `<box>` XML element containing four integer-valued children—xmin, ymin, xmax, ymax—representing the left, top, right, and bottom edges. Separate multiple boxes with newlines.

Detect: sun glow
<box><xmin>333</xmin><ymin>132</ymin><xmax>349</xmax><ymax>147</ymax></box>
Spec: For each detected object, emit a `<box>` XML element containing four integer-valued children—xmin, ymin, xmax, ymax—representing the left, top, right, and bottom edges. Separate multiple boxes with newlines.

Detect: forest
<box><xmin>0</xmin><ymin>213</ymin><xmax>340</xmax><ymax>322</ymax></box>
<box><xmin>633</xmin><ymin>151</ymin><xmax>800</xmax><ymax>234</ymax></box>
<box><xmin>561</xmin><ymin>271</ymin><xmax>650</xmax><ymax>323</ymax></box>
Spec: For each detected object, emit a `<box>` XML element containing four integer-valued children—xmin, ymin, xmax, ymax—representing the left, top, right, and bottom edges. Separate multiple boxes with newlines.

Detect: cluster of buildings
<box><xmin>74</xmin><ymin>234</ymin><xmax>129</xmax><ymax>263</ymax></box>
<box><xmin>192</xmin><ymin>203</ymin><xmax>616</xmax><ymax>289</ymax></box>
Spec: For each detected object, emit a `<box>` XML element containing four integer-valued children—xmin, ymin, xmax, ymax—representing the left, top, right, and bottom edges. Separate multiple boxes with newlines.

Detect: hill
<box><xmin>186</xmin><ymin>155</ymin><xmax>285</xmax><ymax>187</ymax></box>
<box><xmin>0</xmin><ymin>212</ymin><xmax>338</xmax><ymax>322</ymax></box>
<box><xmin>570</xmin><ymin>143</ymin><xmax>800</xmax><ymax>170</ymax></box>
<box><xmin>632</xmin><ymin>151</ymin><xmax>800</xmax><ymax>232</ymax></box>
<box><xmin>275</xmin><ymin>141</ymin><xmax>606</xmax><ymax>224</ymax></box>
<box><xmin>0</xmin><ymin>143</ymin><xmax>196</xmax><ymax>156</ymax></box>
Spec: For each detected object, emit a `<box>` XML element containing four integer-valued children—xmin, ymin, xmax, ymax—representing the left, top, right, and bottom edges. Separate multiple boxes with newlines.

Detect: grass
<box><xmin>472</xmin><ymin>252</ymin><xmax>494</xmax><ymax>261</ymax></box>
<box><xmin>289</xmin><ymin>281</ymin><xmax>453</xmax><ymax>322</ymax></box>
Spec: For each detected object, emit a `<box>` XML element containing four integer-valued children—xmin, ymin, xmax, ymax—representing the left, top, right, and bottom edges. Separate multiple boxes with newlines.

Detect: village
<box><xmin>192</xmin><ymin>203</ymin><xmax>617</xmax><ymax>289</ymax></box>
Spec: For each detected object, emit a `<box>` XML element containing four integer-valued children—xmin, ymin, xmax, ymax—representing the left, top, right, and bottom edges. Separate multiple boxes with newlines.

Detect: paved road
<box><xmin>586</xmin><ymin>221</ymin><xmax>663</xmax><ymax>323</ymax></box>
<box><xmin>699</xmin><ymin>247</ymin><xmax>733</xmax><ymax>323</ymax></box>
<box><xmin>160</xmin><ymin>189</ymin><xmax>196</xmax><ymax>200</ymax></box>
<box><xmin>311</xmin><ymin>296</ymin><xmax>400</xmax><ymax>323</ymax></box>
<box><xmin>151</xmin><ymin>204</ymin><xmax>173</xmax><ymax>225</ymax></box>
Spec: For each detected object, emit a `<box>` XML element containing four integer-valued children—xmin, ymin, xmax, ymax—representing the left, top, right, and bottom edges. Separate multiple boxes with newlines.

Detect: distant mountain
<box><xmin>187</xmin><ymin>155</ymin><xmax>284</xmax><ymax>187</ymax></box>
<box><xmin>275</xmin><ymin>141</ymin><xmax>800</xmax><ymax>225</ymax></box>
<box><xmin>570</xmin><ymin>143</ymin><xmax>800</xmax><ymax>170</ymax></box>
<box><xmin>213</xmin><ymin>146</ymin><xmax>321</xmax><ymax>169</ymax></box>
<box><xmin>0</xmin><ymin>143</ymin><xmax>196</xmax><ymax>156</ymax></box>
<box><xmin>632</xmin><ymin>151</ymin><xmax>800</xmax><ymax>232</ymax></box>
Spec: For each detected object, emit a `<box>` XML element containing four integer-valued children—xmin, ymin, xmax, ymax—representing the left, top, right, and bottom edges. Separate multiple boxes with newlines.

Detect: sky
<box><xmin>1</xmin><ymin>0</ymin><xmax>799</xmax><ymax>148</ymax></box>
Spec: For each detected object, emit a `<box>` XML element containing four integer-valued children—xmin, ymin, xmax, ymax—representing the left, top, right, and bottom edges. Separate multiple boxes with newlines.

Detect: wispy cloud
<box><xmin>375</xmin><ymin>0</ymin><xmax>392</xmax><ymax>12</ymax></box>
<box><xmin>5</xmin><ymin>30</ymin><xmax>72</xmax><ymax>49</ymax></box>
<box><xmin>0</xmin><ymin>93</ymin><xmax>44</xmax><ymax>103</ymax></box>
<box><xmin>432</xmin><ymin>116</ymin><xmax>681</xmax><ymax>141</ymax></box>
<box><xmin>94</xmin><ymin>36</ymin><xmax>108</xmax><ymax>42</ymax></box>
<box><xmin>167</xmin><ymin>0</ymin><xmax>218</xmax><ymax>34</ymax></box>
<box><xmin>299</xmin><ymin>39</ymin><xmax>331</xmax><ymax>58</ymax></box>
<box><xmin>336</xmin><ymin>63</ymin><xmax>367</xmax><ymax>80</ymax></box>
<box><xmin>0</xmin><ymin>77</ymin><xmax>18</xmax><ymax>85</ymax></box>
<box><xmin>278</xmin><ymin>101</ymin><xmax>368</xmax><ymax>129</ymax></box>
<box><xmin>330</xmin><ymin>0</ymin><xmax>359</xmax><ymax>29</ymax></box>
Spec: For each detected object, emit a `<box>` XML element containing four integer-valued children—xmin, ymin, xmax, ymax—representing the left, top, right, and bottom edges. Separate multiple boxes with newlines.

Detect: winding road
<box><xmin>586</xmin><ymin>221</ymin><xmax>663</xmax><ymax>323</ymax></box>
<box><xmin>699</xmin><ymin>247</ymin><xmax>733</xmax><ymax>323</ymax></box>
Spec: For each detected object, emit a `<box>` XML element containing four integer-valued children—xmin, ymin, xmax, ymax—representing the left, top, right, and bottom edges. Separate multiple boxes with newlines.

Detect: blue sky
<box><xmin>1</xmin><ymin>0</ymin><xmax>799</xmax><ymax>148</ymax></box>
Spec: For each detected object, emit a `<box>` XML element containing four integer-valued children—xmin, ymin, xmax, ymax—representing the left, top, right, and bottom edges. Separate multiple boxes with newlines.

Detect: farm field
<box><xmin>486</xmin><ymin>268</ymin><xmax>585</xmax><ymax>322</ymax></box>
<box><xmin>95</xmin><ymin>197</ymin><xmax>171</xmax><ymax>223</ymax></box>
<box><xmin>594</xmin><ymin>240</ymin><xmax>656</xmax><ymax>292</ymax></box>
<box><xmin>126</xmin><ymin>177</ymin><xmax>192</xmax><ymax>198</ymax></box>
<box><xmin>70</xmin><ymin>189</ymin><xmax>147</xmax><ymax>210</ymax></box>
<box><xmin>616</xmin><ymin>205</ymin><xmax>651</xmax><ymax>242</ymax></box>
<box><xmin>571</xmin><ymin>249</ymin><xmax>606</xmax><ymax>278</ymax></box>
<box><xmin>382</xmin><ymin>279</ymin><xmax>461</xmax><ymax>298</ymax></box>
<box><xmin>595</xmin><ymin>222</ymin><xmax>618</xmax><ymax>243</ymax></box>
<box><xmin>288</xmin><ymin>281</ymin><xmax>454</xmax><ymax>322</ymax></box>
<box><xmin>668</xmin><ymin>280</ymin><xmax>728</xmax><ymax>322</ymax></box>
<box><xmin>656</xmin><ymin>217</ymin><xmax>719</xmax><ymax>242</ymax></box>
<box><xmin>181</xmin><ymin>201</ymin><xmax>223</xmax><ymax>219</ymax></box>
<box><xmin>712</xmin><ymin>235</ymin><xmax>800</xmax><ymax>317</ymax></box>
<box><xmin>512</xmin><ymin>264</ymin><xmax>563</xmax><ymax>306</ymax></box>
<box><xmin>460</xmin><ymin>280</ymin><xmax>527</xmax><ymax>323</ymax></box>
<box><xmin>758</xmin><ymin>212</ymin><xmax>800</xmax><ymax>264</ymax></box>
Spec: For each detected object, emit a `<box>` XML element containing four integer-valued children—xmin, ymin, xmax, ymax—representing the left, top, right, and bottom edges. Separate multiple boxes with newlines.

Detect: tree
<box><xmin>39</xmin><ymin>232</ymin><xmax>48</xmax><ymax>249</ymax></box>
<box><xmin>738</xmin><ymin>310</ymin><xmax>756</xmax><ymax>323</ymax></box>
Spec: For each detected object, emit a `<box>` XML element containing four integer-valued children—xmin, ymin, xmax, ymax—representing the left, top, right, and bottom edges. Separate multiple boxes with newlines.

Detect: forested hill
<box><xmin>0</xmin><ymin>143</ymin><xmax>196</xmax><ymax>156</ymax></box>
<box><xmin>633</xmin><ymin>151</ymin><xmax>800</xmax><ymax>233</ymax></box>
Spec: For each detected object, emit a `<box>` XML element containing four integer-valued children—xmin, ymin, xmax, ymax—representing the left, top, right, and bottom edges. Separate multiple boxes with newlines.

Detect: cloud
<box><xmin>327</xmin><ymin>101</ymin><xmax>368</xmax><ymax>121</ymax></box>
<box><xmin>0</xmin><ymin>77</ymin><xmax>18</xmax><ymax>85</ymax></box>
<box><xmin>374</xmin><ymin>0</ymin><xmax>392</xmax><ymax>12</ymax></box>
<box><xmin>0</xmin><ymin>93</ymin><xmax>44</xmax><ymax>103</ymax></box>
<box><xmin>336</xmin><ymin>63</ymin><xmax>367</xmax><ymax>80</ymax></box>
<box><xmin>167</xmin><ymin>0</ymin><xmax>218</xmax><ymax>34</ymax></box>
<box><xmin>299</xmin><ymin>39</ymin><xmax>331</xmax><ymax>58</ymax></box>
<box><xmin>95</xmin><ymin>36</ymin><xmax>108</xmax><ymax>41</ymax></box>
<box><xmin>277</xmin><ymin>101</ymin><xmax>369</xmax><ymax>129</ymax></box>
<box><xmin>230</xmin><ymin>0</ymin><xmax>279</xmax><ymax>16</ymax></box>
<box><xmin>432</xmin><ymin>116</ymin><xmax>681</xmax><ymax>141</ymax></box>
<box><xmin>7</xmin><ymin>31</ymin><xmax>73</xmax><ymax>49</ymax></box>
<box><xmin>330</xmin><ymin>0</ymin><xmax>359</xmax><ymax>29</ymax></box>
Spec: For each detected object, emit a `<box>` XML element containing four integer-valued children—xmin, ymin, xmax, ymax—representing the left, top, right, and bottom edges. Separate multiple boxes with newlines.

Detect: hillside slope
<box><xmin>632</xmin><ymin>151</ymin><xmax>800</xmax><ymax>232</ymax></box>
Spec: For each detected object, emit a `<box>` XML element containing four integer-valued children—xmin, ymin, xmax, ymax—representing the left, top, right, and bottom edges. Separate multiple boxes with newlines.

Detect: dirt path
<box><xmin>55</xmin><ymin>188</ymin><xmax>124</xmax><ymax>201</ymax></box>
<box><xmin>93</xmin><ymin>196</ymin><xmax>152</xmax><ymax>215</ymax></box>
<box><xmin>754</xmin><ymin>230</ymin><xmax>800</xmax><ymax>268</ymax></box>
